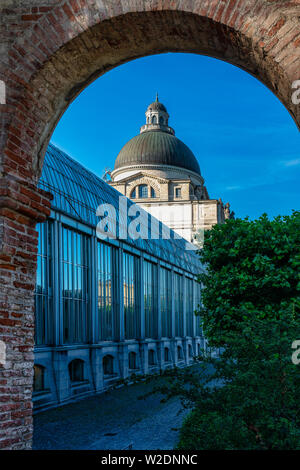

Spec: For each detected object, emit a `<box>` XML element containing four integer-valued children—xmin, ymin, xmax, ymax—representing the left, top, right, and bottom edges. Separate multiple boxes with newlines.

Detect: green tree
<box><xmin>198</xmin><ymin>212</ymin><xmax>300</xmax><ymax>346</ymax></box>
<box><xmin>165</xmin><ymin>212</ymin><xmax>300</xmax><ymax>449</ymax></box>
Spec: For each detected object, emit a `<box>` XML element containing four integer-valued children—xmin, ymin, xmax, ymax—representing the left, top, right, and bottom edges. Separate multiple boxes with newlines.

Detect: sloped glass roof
<box><xmin>39</xmin><ymin>143</ymin><xmax>203</xmax><ymax>274</ymax></box>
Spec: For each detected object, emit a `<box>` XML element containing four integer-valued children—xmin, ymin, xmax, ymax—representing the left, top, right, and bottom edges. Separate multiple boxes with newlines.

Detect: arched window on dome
<box><xmin>150</xmin><ymin>187</ymin><xmax>156</xmax><ymax>198</ymax></box>
<box><xmin>151</xmin><ymin>115</ymin><xmax>157</xmax><ymax>124</ymax></box>
<box><xmin>175</xmin><ymin>187</ymin><xmax>181</xmax><ymax>198</ymax></box>
<box><xmin>159</xmin><ymin>116</ymin><xmax>164</xmax><ymax>125</ymax></box>
<box><xmin>130</xmin><ymin>188</ymin><xmax>136</xmax><ymax>199</ymax></box>
<box><xmin>139</xmin><ymin>185</ymin><xmax>148</xmax><ymax>198</ymax></box>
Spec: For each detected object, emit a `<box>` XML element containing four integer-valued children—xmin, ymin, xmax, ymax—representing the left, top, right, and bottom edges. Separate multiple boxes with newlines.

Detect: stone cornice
<box><xmin>111</xmin><ymin>164</ymin><xmax>204</xmax><ymax>185</ymax></box>
<box><xmin>110</xmin><ymin>170</ymin><xmax>169</xmax><ymax>185</ymax></box>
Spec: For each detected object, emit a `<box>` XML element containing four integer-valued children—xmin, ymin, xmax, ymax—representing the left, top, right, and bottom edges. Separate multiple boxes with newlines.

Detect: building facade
<box><xmin>109</xmin><ymin>95</ymin><xmax>234</xmax><ymax>243</ymax></box>
<box><xmin>33</xmin><ymin>143</ymin><xmax>205</xmax><ymax>412</ymax></box>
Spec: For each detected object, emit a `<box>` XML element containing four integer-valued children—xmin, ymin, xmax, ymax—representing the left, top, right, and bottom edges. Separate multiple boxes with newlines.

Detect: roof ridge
<box><xmin>48</xmin><ymin>142</ymin><xmax>105</xmax><ymax>185</ymax></box>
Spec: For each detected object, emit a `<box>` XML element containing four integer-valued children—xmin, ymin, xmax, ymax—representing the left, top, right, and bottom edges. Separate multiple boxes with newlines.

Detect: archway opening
<box><xmin>1</xmin><ymin>3</ymin><xmax>299</xmax><ymax>450</ymax></box>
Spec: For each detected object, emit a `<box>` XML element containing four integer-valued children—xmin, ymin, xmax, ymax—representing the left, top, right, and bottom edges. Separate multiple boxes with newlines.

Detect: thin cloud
<box><xmin>225</xmin><ymin>185</ymin><xmax>243</xmax><ymax>191</ymax></box>
<box><xmin>282</xmin><ymin>159</ymin><xmax>300</xmax><ymax>167</ymax></box>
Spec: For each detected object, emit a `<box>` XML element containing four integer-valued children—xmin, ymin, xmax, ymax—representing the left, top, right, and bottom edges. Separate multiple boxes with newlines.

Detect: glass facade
<box><xmin>39</xmin><ymin>143</ymin><xmax>203</xmax><ymax>276</ymax></box>
<box><xmin>34</xmin><ymin>146</ymin><xmax>204</xmax><ymax>348</ymax></box>
<box><xmin>160</xmin><ymin>267</ymin><xmax>172</xmax><ymax>337</ymax></box>
<box><xmin>97</xmin><ymin>242</ymin><xmax>117</xmax><ymax>340</ymax></box>
<box><xmin>33</xmin><ymin>143</ymin><xmax>206</xmax><ymax>411</ymax></box>
<box><xmin>123</xmin><ymin>252</ymin><xmax>140</xmax><ymax>339</ymax></box>
<box><xmin>143</xmin><ymin>260</ymin><xmax>158</xmax><ymax>338</ymax></box>
<box><xmin>174</xmin><ymin>273</ymin><xmax>184</xmax><ymax>336</ymax></box>
<box><xmin>35</xmin><ymin>219</ymin><xmax>203</xmax><ymax>347</ymax></box>
<box><xmin>35</xmin><ymin>222</ymin><xmax>53</xmax><ymax>346</ymax></box>
<box><xmin>62</xmin><ymin>227</ymin><xmax>89</xmax><ymax>344</ymax></box>
<box><xmin>186</xmin><ymin>277</ymin><xmax>194</xmax><ymax>336</ymax></box>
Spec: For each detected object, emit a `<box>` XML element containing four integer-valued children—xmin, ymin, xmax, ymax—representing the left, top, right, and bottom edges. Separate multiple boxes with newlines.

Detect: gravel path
<box><xmin>33</xmin><ymin>378</ymin><xmax>189</xmax><ymax>450</ymax></box>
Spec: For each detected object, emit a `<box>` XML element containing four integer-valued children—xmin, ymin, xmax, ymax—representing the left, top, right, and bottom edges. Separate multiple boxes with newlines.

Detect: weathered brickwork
<box><xmin>0</xmin><ymin>0</ymin><xmax>299</xmax><ymax>450</ymax></box>
<box><xmin>0</xmin><ymin>174</ymin><xmax>51</xmax><ymax>449</ymax></box>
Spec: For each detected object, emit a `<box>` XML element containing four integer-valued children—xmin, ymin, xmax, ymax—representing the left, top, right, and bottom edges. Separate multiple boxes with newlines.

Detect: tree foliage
<box><xmin>172</xmin><ymin>212</ymin><xmax>300</xmax><ymax>449</ymax></box>
<box><xmin>197</xmin><ymin>212</ymin><xmax>300</xmax><ymax>346</ymax></box>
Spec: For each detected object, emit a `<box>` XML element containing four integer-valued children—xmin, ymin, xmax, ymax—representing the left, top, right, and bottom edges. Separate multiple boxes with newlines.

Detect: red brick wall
<box><xmin>0</xmin><ymin>0</ymin><xmax>299</xmax><ymax>449</ymax></box>
<box><xmin>0</xmin><ymin>176</ymin><xmax>51</xmax><ymax>449</ymax></box>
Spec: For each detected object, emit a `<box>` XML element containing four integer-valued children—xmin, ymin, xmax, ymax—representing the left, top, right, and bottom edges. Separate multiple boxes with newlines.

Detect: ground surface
<box><xmin>33</xmin><ymin>377</ymin><xmax>189</xmax><ymax>450</ymax></box>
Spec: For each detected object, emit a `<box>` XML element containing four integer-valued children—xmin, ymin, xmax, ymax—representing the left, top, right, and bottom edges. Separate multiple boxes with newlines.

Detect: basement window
<box><xmin>148</xmin><ymin>349</ymin><xmax>156</xmax><ymax>366</ymax></box>
<box><xmin>33</xmin><ymin>364</ymin><xmax>46</xmax><ymax>393</ymax></box>
<box><xmin>164</xmin><ymin>347</ymin><xmax>170</xmax><ymax>362</ymax></box>
<box><xmin>128</xmin><ymin>351</ymin><xmax>137</xmax><ymax>370</ymax></box>
<box><xmin>69</xmin><ymin>359</ymin><xmax>85</xmax><ymax>384</ymax></box>
<box><xmin>103</xmin><ymin>355</ymin><xmax>114</xmax><ymax>376</ymax></box>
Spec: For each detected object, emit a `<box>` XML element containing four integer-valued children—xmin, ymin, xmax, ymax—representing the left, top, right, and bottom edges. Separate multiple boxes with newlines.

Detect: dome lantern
<box><xmin>140</xmin><ymin>94</ymin><xmax>175</xmax><ymax>136</ymax></box>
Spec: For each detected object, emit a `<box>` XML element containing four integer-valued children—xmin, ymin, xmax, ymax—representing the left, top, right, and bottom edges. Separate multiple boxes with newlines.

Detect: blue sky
<box><xmin>51</xmin><ymin>53</ymin><xmax>300</xmax><ymax>220</ymax></box>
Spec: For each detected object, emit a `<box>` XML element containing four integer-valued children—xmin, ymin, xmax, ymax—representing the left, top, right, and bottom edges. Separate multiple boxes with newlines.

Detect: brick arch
<box><xmin>2</xmin><ymin>1</ymin><xmax>300</xmax><ymax>181</ymax></box>
<box><xmin>0</xmin><ymin>0</ymin><xmax>299</xmax><ymax>450</ymax></box>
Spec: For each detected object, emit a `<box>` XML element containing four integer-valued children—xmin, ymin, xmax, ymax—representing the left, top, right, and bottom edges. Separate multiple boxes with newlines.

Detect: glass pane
<box><xmin>123</xmin><ymin>252</ymin><xmax>139</xmax><ymax>339</ymax></box>
<box><xmin>175</xmin><ymin>273</ymin><xmax>183</xmax><ymax>337</ymax></box>
<box><xmin>35</xmin><ymin>222</ymin><xmax>53</xmax><ymax>346</ymax></box>
<box><xmin>144</xmin><ymin>260</ymin><xmax>157</xmax><ymax>338</ymax></box>
<box><xmin>139</xmin><ymin>185</ymin><xmax>148</xmax><ymax>198</ymax></box>
<box><xmin>98</xmin><ymin>242</ymin><xmax>115</xmax><ymax>340</ymax></box>
<box><xmin>61</xmin><ymin>227</ymin><xmax>89</xmax><ymax>344</ymax></box>
<box><xmin>160</xmin><ymin>268</ymin><xmax>172</xmax><ymax>338</ymax></box>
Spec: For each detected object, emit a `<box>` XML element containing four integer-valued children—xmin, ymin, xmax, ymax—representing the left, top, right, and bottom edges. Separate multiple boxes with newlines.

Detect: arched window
<box><xmin>177</xmin><ymin>346</ymin><xmax>183</xmax><ymax>360</ymax></box>
<box><xmin>103</xmin><ymin>355</ymin><xmax>114</xmax><ymax>375</ymax></box>
<box><xmin>128</xmin><ymin>351</ymin><xmax>137</xmax><ymax>370</ymax></box>
<box><xmin>175</xmin><ymin>187</ymin><xmax>181</xmax><ymax>198</ymax></box>
<box><xmin>164</xmin><ymin>347</ymin><xmax>170</xmax><ymax>363</ymax></box>
<box><xmin>69</xmin><ymin>359</ymin><xmax>84</xmax><ymax>383</ymax></box>
<box><xmin>33</xmin><ymin>364</ymin><xmax>45</xmax><ymax>393</ymax></box>
<box><xmin>150</xmin><ymin>187</ymin><xmax>156</xmax><ymax>198</ymax></box>
<box><xmin>151</xmin><ymin>115</ymin><xmax>157</xmax><ymax>124</ymax></box>
<box><xmin>138</xmin><ymin>184</ymin><xmax>148</xmax><ymax>198</ymax></box>
<box><xmin>159</xmin><ymin>116</ymin><xmax>164</xmax><ymax>125</ymax></box>
<box><xmin>130</xmin><ymin>188</ymin><xmax>136</xmax><ymax>199</ymax></box>
<box><xmin>148</xmin><ymin>349</ymin><xmax>156</xmax><ymax>366</ymax></box>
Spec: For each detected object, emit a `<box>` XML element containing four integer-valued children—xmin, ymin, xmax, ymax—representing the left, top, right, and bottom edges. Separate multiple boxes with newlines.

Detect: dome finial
<box><xmin>155</xmin><ymin>92</ymin><xmax>159</xmax><ymax>102</ymax></box>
